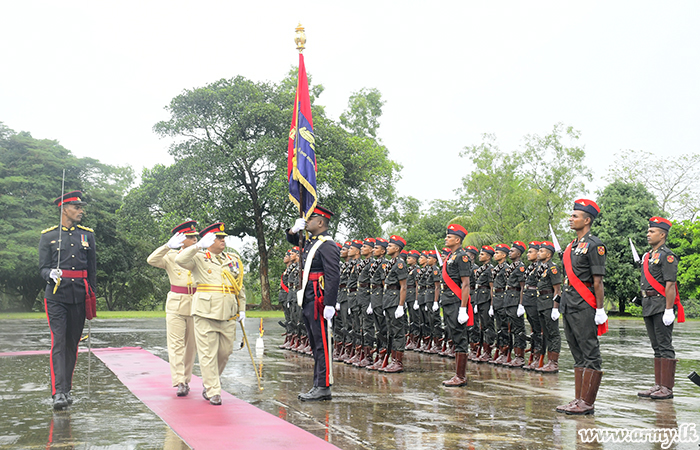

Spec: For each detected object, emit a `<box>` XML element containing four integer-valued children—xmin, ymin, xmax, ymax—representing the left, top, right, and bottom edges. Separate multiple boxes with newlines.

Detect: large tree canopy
<box><xmin>132</xmin><ymin>73</ymin><xmax>401</xmax><ymax>309</ymax></box>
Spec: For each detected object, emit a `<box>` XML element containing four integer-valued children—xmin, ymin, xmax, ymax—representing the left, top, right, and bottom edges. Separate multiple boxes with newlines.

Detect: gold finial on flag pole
<box><xmin>294</xmin><ymin>23</ymin><xmax>306</xmax><ymax>53</ymax></box>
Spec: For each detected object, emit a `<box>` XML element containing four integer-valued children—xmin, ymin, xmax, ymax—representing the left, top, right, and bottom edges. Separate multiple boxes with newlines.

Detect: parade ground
<box><xmin>1</xmin><ymin>317</ymin><xmax>699</xmax><ymax>449</ymax></box>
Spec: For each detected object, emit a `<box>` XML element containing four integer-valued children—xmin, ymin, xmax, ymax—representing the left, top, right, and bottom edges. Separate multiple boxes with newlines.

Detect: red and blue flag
<box><xmin>287</xmin><ymin>53</ymin><xmax>317</xmax><ymax>219</ymax></box>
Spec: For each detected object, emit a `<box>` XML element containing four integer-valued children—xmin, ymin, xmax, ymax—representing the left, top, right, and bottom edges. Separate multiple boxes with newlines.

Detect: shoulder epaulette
<box><xmin>77</xmin><ymin>225</ymin><xmax>94</xmax><ymax>232</ymax></box>
<box><xmin>41</xmin><ymin>225</ymin><xmax>59</xmax><ymax>234</ymax></box>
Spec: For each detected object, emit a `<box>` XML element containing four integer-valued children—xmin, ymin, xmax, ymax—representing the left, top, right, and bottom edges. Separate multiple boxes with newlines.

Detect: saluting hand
<box><xmin>167</xmin><ymin>232</ymin><xmax>186</xmax><ymax>249</ymax></box>
<box><xmin>197</xmin><ymin>232</ymin><xmax>216</xmax><ymax>249</ymax></box>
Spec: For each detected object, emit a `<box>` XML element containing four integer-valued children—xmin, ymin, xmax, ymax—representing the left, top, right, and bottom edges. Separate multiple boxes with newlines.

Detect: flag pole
<box><xmin>294</xmin><ymin>23</ymin><xmax>307</xmax><ymax>281</ymax></box>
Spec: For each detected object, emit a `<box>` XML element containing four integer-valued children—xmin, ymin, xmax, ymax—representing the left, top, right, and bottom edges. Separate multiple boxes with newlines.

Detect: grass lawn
<box><xmin>0</xmin><ymin>309</ymin><xmax>284</xmax><ymax>320</ymax></box>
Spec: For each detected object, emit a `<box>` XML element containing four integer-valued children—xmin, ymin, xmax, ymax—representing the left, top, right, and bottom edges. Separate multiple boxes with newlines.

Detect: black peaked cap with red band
<box><xmin>172</xmin><ymin>220</ymin><xmax>198</xmax><ymax>236</ymax></box>
<box><xmin>199</xmin><ymin>222</ymin><xmax>227</xmax><ymax>237</ymax></box>
<box><xmin>310</xmin><ymin>205</ymin><xmax>334</xmax><ymax>220</ymax></box>
<box><xmin>54</xmin><ymin>190</ymin><xmax>87</xmax><ymax>207</ymax></box>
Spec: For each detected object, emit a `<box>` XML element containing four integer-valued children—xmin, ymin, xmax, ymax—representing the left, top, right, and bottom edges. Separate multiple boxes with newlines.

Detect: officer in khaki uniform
<box><xmin>175</xmin><ymin>222</ymin><xmax>245</xmax><ymax>406</ymax></box>
<box><xmin>147</xmin><ymin>220</ymin><xmax>199</xmax><ymax>397</ymax></box>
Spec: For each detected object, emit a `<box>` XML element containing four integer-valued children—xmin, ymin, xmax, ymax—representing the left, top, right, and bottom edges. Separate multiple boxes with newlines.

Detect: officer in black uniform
<box><xmin>367</xmin><ymin>238</ymin><xmax>390</xmax><ymax>371</ymax></box>
<box><xmin>556</xmin><ymin>199</ymin><xmax>607</xmax><ymax>415</ymax></box>
<box><xmin>414</xmin><ymin>252</ymin><xmax>429</xmax><ymax>352</ymax></box>
<box><xmin>39</xmin><ymin>190</ymin><xmax>96</xmax><ymax>410</ymax></box>
<box><xmin>287</xmin><ymin>206</ymin><xmax>340</xmax><ymax>401</ymax></box>
<box><xmin>343</xmin><ymin>240</ymin><xmax>363</xmax><ymax>364</ymax></box>
<box><xmin>334</xmin><ymin>242</ymin><xmax>351</xmax><ymax>361</ymax></box>
<box><xmin>637</xmin><ymin>216</ymin><xmax>682</xmax><ymax>400</ymax></box>
<box><xmin>474</xmin><ymin>246</ymin><xmax>496</xmax><ymax>363</ymax></box>
<box><xmin>505</xmin><ymin>241</ymin><xmax>527</xmax><ymax>367</ymax></box>
<box><xmin>441</xmin><ymin>224</ymin><xmax>472</xmax><ymax>387</ymax></box>
<box><xmin>285</xmin><ymin>248</ymin><xmax>305</xmax><ymax>352</ymax></box>
<box><xmin>381</xmin><ymin>235</ymin><xmax>409</xmax><ymax>373</ymax></box>
<box><xmin>405</xmin><ymin>250</ymin><xmax>421</xmax><ymax>350</ymax></box>
<box><xmin>464</xmin><ymin>246</ymin><xmax>479</xmax><ymax>359</ymax></box>
<box><xmin>354</xmin><ymin>238</ymin><xmax>376</xmax><ymax>367</ymax></box>
<box><xmin>522</xmin><ymin>241</ymin><xmax>542</xmax><ymax>370</ymax></box>
<box><xmin>491</xmin><ymin>244</ymin><xmax>511</xmax><ymax>365</ymax></box>
<box><xmin>534</xmin><ymin>241</ymin><xmax>562</xmax><ymax>373</ymax></box>
<box><xmin>279</xmin><ymin>250</ymin><xmax>293</xmax><ymax>349</ymax></box>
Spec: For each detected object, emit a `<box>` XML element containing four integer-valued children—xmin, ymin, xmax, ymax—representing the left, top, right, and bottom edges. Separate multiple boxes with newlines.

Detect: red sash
<box><xmin>441</xmin><ymin>258</ymin><xmax>474</xmax><ymax>326</ymax></box>
<box><xmin>309</xmin><ymin>272</ymin><xmax>325</xmax><ymax>320</ymax></box>
<box><xmin>280</xmin><ymin>274</ymin><xmax>289</xmax><ymax>293</ymax></box>
<box><xmin>642</xmin><ymin>253</ymin><xmax>685</xmax><ymax>323</ymax></box>
<box><xmin>563</xmin><ymin>242</ymin><xmax>607</xmax><ymax>336</ymax></box>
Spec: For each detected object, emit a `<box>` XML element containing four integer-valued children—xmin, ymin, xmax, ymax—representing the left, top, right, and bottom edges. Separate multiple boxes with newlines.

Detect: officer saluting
<box><xmin>637</xmin><ymin>216</ymin><xmax>684</xmax><ymax>400</ymax></box>
<box><xmin>287</xmin><ymin>206</ymin><xmax>340</xmax><ymax>401</ymax></box>
<box><xmin>39</xmin><ymin>190</ymin><xmax>96</xmax><ymax>410</ymax></box>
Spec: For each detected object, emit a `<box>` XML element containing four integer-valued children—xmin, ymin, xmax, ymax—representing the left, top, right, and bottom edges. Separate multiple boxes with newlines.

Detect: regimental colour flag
<box><xmin>287</xmin><ymin>53</ymin><xmax>318</xmax><ymax>219</ymax></box>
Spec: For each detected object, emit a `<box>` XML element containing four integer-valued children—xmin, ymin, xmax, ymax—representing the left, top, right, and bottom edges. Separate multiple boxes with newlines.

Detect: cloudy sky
<box><xmin>2</xmin><ymin>1</ymin><xmax>698</xmax><ymax>206</ymax></box>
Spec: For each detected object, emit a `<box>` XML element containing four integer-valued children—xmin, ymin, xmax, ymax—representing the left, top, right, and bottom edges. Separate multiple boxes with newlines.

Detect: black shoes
<box><xmin>53</xmin><ymin>393</ymin><xmax>68</xmax><ymax>410</ymax></box>
<box><xmin>202</xmin><ymin>389</ymin><xmax>209</xmax><ymax>401</ymax></box>
<box><xmin>298</xmin><ymin>386</ymin><xmax>332</xmax><ymax>402</ymax></box>
<box><xmin>209</xmin><ymin>395</ymin><xmax>222</xmax><ymax>405</ymax></box>
<box><xmin>65</xmin><ymin>392</ymin><xmax>73</xmax><ymax>405</ymax></box>
<box><xmin>176</xmin><ymin>383</ymin><xmax>190</xmax><ymax>397</ymax></box>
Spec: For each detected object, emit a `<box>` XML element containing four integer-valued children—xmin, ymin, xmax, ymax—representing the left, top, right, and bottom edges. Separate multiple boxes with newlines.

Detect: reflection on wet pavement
<box><xmin>1</xmin><ymin>318</ymin><xmax>699</xmax><ymax>449</ymax></box>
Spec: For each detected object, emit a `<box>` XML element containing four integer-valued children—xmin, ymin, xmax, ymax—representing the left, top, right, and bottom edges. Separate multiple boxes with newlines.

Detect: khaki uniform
<box><xmin>175</xmin><ymin>245</ymin><xmax>246</xmax><ymax>398</ymax></box>
<box><xmin>147</xmin><ymin>244</ymin><xmax>197</xmax><ymax>387</ymax></box>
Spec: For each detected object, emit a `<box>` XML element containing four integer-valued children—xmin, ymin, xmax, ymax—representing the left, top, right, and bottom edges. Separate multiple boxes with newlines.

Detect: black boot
<box><xmin>298</xmin><ymin>386</ymin><xmax>332</xmax><ymax>402</ymax></box>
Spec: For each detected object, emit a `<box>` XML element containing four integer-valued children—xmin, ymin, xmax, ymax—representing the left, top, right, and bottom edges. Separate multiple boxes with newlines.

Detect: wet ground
<box><xmin>1</xmin><ymin>318</ymin><xmax>699</xmax><ymax>449</ymax></box>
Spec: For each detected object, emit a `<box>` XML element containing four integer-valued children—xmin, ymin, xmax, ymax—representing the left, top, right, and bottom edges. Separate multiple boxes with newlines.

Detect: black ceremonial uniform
<box><xmin>440</xmin><ymin>248</ymin><xmax>472</xmax><ymax>353</ymax></box>
<box><xmin>641</xmin><ymin>244</ymin><xmax>678</xmax><ymax>359</ymax></box>
<box><xmin>560</xmin><ymin>231</ymin><xmax>606</xmax><ymax>371</ymax></box>
<box><xmin>406</xmin><ymin>263</ymin><xmax>420</xmax><ymax>338</ymax></box>
<box><xmin>39</xmin><ymin>223</ymin><xmax>97</xmax><ymax>399</ymax></box>
<box><xmin>522</xmin><ymin>262</ymin><xmax>542</xmax><ymax>358</ymax></box>
<box><xmin>287</xmin><ymin>231</ymin><xmax>340</xmax><ymax>388</ymax></box>
<box><xmin>345</xmin><ymin>258</ymin><xmax>361</xmax><ymax>347</ymax></box>
<box><xmin>369</xmin><ymin>257</ymin><xmax>389</xmax><ymax>351</ymax></box>
<box><xmin>383</xmin><ymin>257</ymin><xmax>408</xmax><ymax>351</ymax></box>
<box><xmin>357</xmin><ymin>257</ymin><xmax>374</xmax><ymax>348</ymax></box>
<box><xmin>537</xmin><ymin>260</ymin><xmax>562</xmax><ymax>354</ymax></box>
<box><xmin>427</xmin><ymin>263</ymin><xmax>443</xmax><ymax>342</ymax></box>
<box><xmin>505</xmin><ymin>260</ymin><xmax>527</xmax><ymax>350</ymax></box>
<box><xmin>472</xmin><ymin>263</ymin><xmax>495</xmax><ymax>347</ymax></box>
<box><xmin>280</xmin><ymin>265</ymin><xmax>291</xmax><ymax>335</ymax></box>
<box><xmin>336</xmin><ymin>260</ymin><xmax>351</xmax><ymax>345</ymax></box>
<box><xmin>491</xmin><ymin>262</ymin><xmax>509</xmax><ymax>348</ymax></box>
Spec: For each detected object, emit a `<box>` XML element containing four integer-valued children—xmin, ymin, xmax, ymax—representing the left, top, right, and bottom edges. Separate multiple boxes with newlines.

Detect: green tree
<box><xmin>667</xmin><ymin>220</ymin><xmax>700</xmax><ymax>302</ymax></box>
<box><xmin>592</xmin><ymin>180</ymin><xmax>662</xmax><ymax>313</ymax></box>
<box><xmin>0</xmin><ymin>123</ymin><xmax>134</xmax><ymax>311</ymax></box>
<box><xmin>150</xmin><ymin>74</ymin><xmax>400</xmax><ymax>309</ymax></box>
<box><xmin>339</xmin><ymin>87</ymin><xmax>385</xmax><ymax>139</ymax></box>
<box><xmin>606</xmin><ymin>149</ymin><xmax>700</xmax><ymax>221</ymax></box>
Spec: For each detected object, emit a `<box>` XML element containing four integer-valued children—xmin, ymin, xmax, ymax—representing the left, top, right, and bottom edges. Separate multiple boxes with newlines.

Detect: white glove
<box><xmin>347</xmin><ymin>307</ymin><xmax>352</xmax><ymax>314</ymax></box>
<box><xmin>551</xmin><ymin>308</ymin><xmax>560</xmax><ymax>321</ymax></box>
<box><xmin>395</xmin><ymin>305</ymin><xmax>405</xmax><ymax>319</ymax></box>
<box><xmin>517</xmin><ymin>304</ymin><xmax>525</xmax><ymax>317</ymax></box>
<box><xmin>290</xmin><ymin>218</ymin><xmax>307</xmax><ymax>234</ymax></box>
<box><xmin>473</xmin><ymin>304</ymin><xmax>478</xmax><ymax>314</ymax></box>
<box><xmin>323</xmin><ymin>305</ymin><xmax>335</xmax><ymax>321</ymax></box>
<box><xmin>197</xmin><ymin>232</ymin><xmax>216</xmax><ymax>249</ymax></box>
<box><xmin>49</xmin><ymin>269</ymin><xmax>62</xmax><ymax>283</ymax></box>
<box><xmin>424</xmin><ymin>305</ymin><xmax>428</xmax><ymax>311</ymax></box>
<box><xmin>367</xmin><ymin>304</ymin><xmax>373</xmax><ymax>315</ymax></box>
<box><xmin>458</xmin><ymin>307</ymin><xmax>469</xmax><ymax>324</ymax></box>
<box><xmin>167</xmin><ymin>232</ymin><xmax>186</xmax><ymax>249</ymax></box>
<box><xmin>335</xmin><ymin>303</ymin><xmax>341</xmax><ymax>311</ymax></box>
<box><xmin>383</xmin><ymin>310</ymin><xmax>386</xmax><ymax>317</ymax></box>
<box><xmin>413</xmin><ymin>301</ymin><xmax>419</xmax><ymax>310</ymax></box>
<box><xmin>432</xmin><ymin>301</ymin><xmax>439</xmax><ymax>312</ymax></box>
<box><xmin>488</xmin><ymin>305</ymin><xmax>494</xmax><ymax>317</ymax></box>
<box><xmin>237</xmin><ymin>311</ymin><xmax>246</xmax><ymax>322</ymax></box>
<box><xmin>662</xmin><ymin>309</ymin><xmax>675</xmax><ymax>326</ymax></box>
<box><xmin>594</xmin><ymin>308</ymin><xmax>608</xmax><ymax>325</ymax></box>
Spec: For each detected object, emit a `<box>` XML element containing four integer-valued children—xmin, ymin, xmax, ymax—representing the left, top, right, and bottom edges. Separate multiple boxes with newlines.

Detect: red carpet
<box><xmin>90</xmin><ymin>347</ymin><xmax>340</xmax><ymax>450</ymax></box>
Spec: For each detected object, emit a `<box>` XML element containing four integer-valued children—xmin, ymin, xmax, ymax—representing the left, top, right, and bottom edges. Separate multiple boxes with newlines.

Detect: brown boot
<box><xmin>467</xmin><ymin>343</ymin><xmax>479</xmax><ymax>361</ymax></box>
<box><xmin>279</xmin><ymin>334</ymin><xmax>291</xmax><ymax>349</ymax></box>
<box><xmin>339</xmin><ymin>343</ymin><xmax>352</xmax><ymax>362</ymax></box>
<box><xmin>379</xmin><ymin>350</ymin><xmax>395</xmax><ymax>372</ymax></box>
<box><xmin>445</xmin><ymin>341</ymin><xmax>456</xmax><ymax>358</ymax></box>
<box><xmin>508</xmin><ymin>347</ymin><xmax>526</xmax><ymax>367</ymax></box>
<box><xmin>419</xmin><ymin>336</ymin><xmax>431</xmax><ymax>352</ymax></box>
<box><xmin>638</xmin><ymin>358</ymin><xmax>662</xmax><ymax>397</ymax></box>
<box><xmin>355</xmin><ymin>346</ymin><xmax>374</xmax><ymax>367</ymax></box>
<box><xmin>301</xmin><ymin>336</ymin><xmax>312</xmax><ymax>354</ymax></box>
<box><xmin>347</xmin><ymin>345</ymin><xmax>363</xmax><ymax>365</ymax></box>
<box><xmin>477</xmin><ymin>343</ymin><xmax>493</xmax><ymax>363</ymax></box>
<box><xmin>557</xmin><ymin>367</ymin><xmax>584</xmax><ymax>412</ymax></box>
<box><xmin>537</xmin><ymin>351</ymin><xmax>559</xmax><ymax>373</ymax></box>
<box><xmin>384</xmin><ymin>351</ymin><xmax>405</xmax><ymax>373</ymax></box>
<box><xmin>442</xmin><ymin>352</ymin><xmax>468</xmax><ymax>387</ymax></box>
<box><xmin>427</xmin><ymin>337</ymin><xmax>442</xmax><ymax>354</ymax></box>
<box><xmin>367</xmin><ymin>349</ymin><xmax>388</xmax><ymax>371</ymax></box>
<box><xmin>492</xmin><ymin>346</ymin><xmax>509</xmax><ymax>365</ymax></box>
<box><xmin>650</xmin><ymin>358</ymin><xmax>676</xmax><ymax>400</ymax></box>
<box><xmin>564</xmin><ymin>368</ymin><xmax>602</xmax><ymax>415</ymax></box>
<box><xmin>406</xmin><ymin>335</ymin><xmax>417</xmax><ymax>351</ymax></box>
<box><xmin>523</xmin><ymin>351</ymin><xmax>540</xmax><ymax>370</ymax></box>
